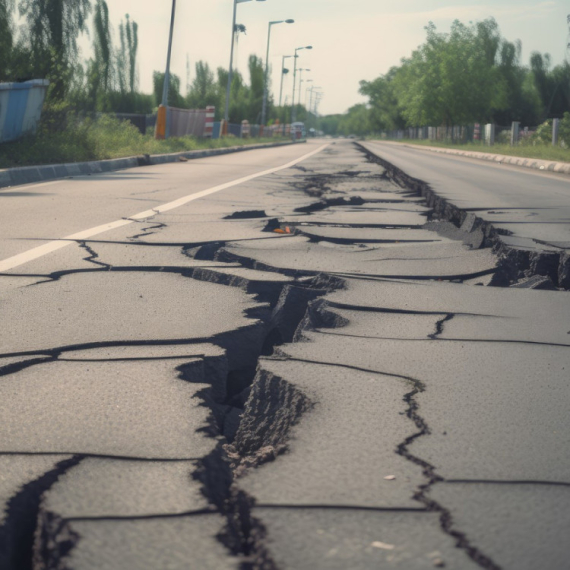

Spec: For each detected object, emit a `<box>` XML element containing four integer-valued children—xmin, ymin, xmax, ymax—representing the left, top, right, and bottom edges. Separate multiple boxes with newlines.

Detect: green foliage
<box><xmin>521</xmin><ymin>113</ymin><xmax>570</xmax><ymax>147</ymax></box>
<box><xmin>117</xmin><ymin>14</ymin><xmax>138</xmax><ymax>94</ymax></box>
<box><xmin>18</xmin><ymin>0</ymin><xmax>92</xmax><ymax>99</ymax></box>
<box><xmin>392</xmin><ymin>19</ymin><xmax>506</xmax><ymax>127</ymax></box>
<box><xmin>327</xmin><ymin>17</ymin><xmax>570</xmax><ymax>137</ymax></box>
<box><xmin>186</xmin><ymin>61</ymin><xmax>221</xmax><ymax>113</ymax></box>
<box><xmin>153</xmin><ymin>71</ymin><xmax>184</xmax><ymax>108</ymax></box>
<box><xmin>359</xmin><ymin>68</ymin><xmax>405</xmax><ymax>131</ymax></box>
<box><xmin>0</xmin><ymin>0</ymin><xmax>15</xmax><ymax>80</ymax></box>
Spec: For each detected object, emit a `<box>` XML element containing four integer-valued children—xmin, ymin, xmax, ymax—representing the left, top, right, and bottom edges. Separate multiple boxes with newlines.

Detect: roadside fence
<box><xmin>378</xmin><ymin>121</ymin><xmax>566</xmax><ymax>147</ymax></box>
<box><xmin>211</xmin><ymin>120</ymin><xmax>293</xmax><ymax>140</ymax></box>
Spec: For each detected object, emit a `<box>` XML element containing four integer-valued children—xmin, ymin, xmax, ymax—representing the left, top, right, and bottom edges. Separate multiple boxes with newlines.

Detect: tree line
<box><xmin>0</xmin><ymin>0</ymin><xmax>303</xmax><ymax>124</ymax></box>
<box><xmin>322</xmin><ymin>18</ymin><xmax>570</xmax><ymax>137</ymax></box>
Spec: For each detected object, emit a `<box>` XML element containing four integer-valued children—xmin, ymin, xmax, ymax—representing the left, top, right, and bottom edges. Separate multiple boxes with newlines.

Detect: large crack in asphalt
<box><xmin>0</xmin><ymin>456</ymin><xmax>83</xmax><ymax>570</ymax></box>
<box><xmin>356</xmin><ymin>142</ymin><xmax>570</xmax><ymax>290</ymax></box>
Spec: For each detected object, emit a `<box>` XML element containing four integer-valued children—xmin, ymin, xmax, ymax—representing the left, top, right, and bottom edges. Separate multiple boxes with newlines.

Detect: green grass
<box><xmin>0</xmin><ymin>115</ymin><xmax>284</xmax><ymax>169</ymax></box>
<box><xmin>372</xmin><ymin>138</ymin><xmax>570</xmax><ymax>163</ymax></box>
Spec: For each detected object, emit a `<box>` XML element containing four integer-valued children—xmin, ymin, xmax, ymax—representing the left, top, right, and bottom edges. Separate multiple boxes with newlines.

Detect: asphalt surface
<box><xmin>0</xmin><ymin>140</ymin><xmax>569</xmax><ymax>570</ymax></box>
<box><xmin>362</xmin><ymin>141</ymin><xmax>570</xmax><ymax>250</ymax></box>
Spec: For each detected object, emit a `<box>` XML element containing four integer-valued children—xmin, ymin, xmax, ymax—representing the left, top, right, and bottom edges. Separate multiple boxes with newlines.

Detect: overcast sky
<box><xmin>83</xmin><ymin>0</ymin><xmax>568</xmax><ymax>115</ymax></box>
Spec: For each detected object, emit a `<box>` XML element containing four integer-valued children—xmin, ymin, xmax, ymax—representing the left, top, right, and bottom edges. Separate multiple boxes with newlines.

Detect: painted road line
<box><xmin>0</xmin><ymin>144</ymin><xmax>330</xmax><ymax>272</ymax></box>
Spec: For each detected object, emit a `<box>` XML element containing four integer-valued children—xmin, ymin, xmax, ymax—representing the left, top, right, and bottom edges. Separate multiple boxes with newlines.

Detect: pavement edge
<box><xmin>357</xmin><ymin>141</ymin><xmax>570</xmax><ymax>290</ymax></box>
<box><xmin>0</xmin><ymin>140</ymin><xmax>301</xmax><ymax>190</ymax></box>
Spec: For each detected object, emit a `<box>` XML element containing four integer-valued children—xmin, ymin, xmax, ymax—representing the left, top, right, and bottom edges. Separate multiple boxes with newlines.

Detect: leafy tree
<box><xmin>359</xmin><ymin>68</ymin><xmax>405</xmax><ymax>131</ymax></box>
<box><xmin>153</xmin><ymin>71</ymin><xmax>184</xmax><ymax>108</ymax></box>
<box><xmin>339</xmin><ymin>104</ymin><xmax>371</xmax><ymax>136</ymax></box>
<box><xmin>186</xmin><ymin>61</ymin><xmax>219</xmax><ymax>111</ymax></box>
<box><xmin>83</xmin><ymin>0</ymin><xmax>112</xmax><ymax>110</ymax></box>
<box><xmin>19</xmin><ymin>0</ymin><xmax>92</xmax><ymax>100</ymax></box>
<box><xmin>247</xmin><ymin>54</ymin><xmax>265</xmax><ymax>123</ymax></box>
<box><xmin>392</xmin><ymin>19</ymin><xmax>506</xmax><ymax>128</ymax></box>
<box><xmin>531</xmin><ymin>56</ymin><xmax>570</xmax><ymax>120</ymax></box>
<box><xmin>117</xmin><ymin>14</ymin><xmax>138</xmax><ymax>94</ymax></box>
<box><xmin>0</xmin><ymin>0</ymin><xmax>15</xmax><ymax>80</ymax></box>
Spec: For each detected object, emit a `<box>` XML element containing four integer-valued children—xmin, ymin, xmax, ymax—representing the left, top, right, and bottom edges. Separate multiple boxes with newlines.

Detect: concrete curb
<box><xmin>0</xmin><ymin>140</ymin><xmax>299</xmax><ymax>190</ymax></box>
<box><xmin>375</xmin><ymin>140</ymin><xmax>570</xmax><ymax>176</ymax></box>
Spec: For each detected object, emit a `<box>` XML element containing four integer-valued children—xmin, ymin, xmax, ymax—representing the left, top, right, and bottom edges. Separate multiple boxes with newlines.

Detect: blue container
<box><xmin>0</xmin><ymin>80</ymin><xmax>50</xmax><ymax>143</ymax></box>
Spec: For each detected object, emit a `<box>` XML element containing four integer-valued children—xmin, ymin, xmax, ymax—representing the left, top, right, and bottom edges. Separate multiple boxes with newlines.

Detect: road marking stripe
<box><xmin>0</xmin><ymin>143</ymin><xmax>330</xmax><ymax>272</ymax></box>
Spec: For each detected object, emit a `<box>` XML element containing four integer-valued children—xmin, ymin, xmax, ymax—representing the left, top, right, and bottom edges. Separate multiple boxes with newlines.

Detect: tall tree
<box><xmin>247</xmin><ymin>55</ymin><xmax>265</xmax><ymax>123</ymax></box>
<box><xmin>93</xmin><ymin>0</ymin><xmax>112</xmax><ymax>91</ymax></box>
<box><xmin>359</xmin><ymin>67</ymin><xmax>405</xmax><ymax>131</ymax></box>
<box><xmin>117</xmin><ymin>14</ymin><xmax>138</xmax><ymax>93</ymax></box>
<box><xmin>186</xmin><ymin>61</ymin><xmax>219</xmax><ymax>110</ymax></box>
<box><xmin>19</xmin><ymin>0</ymin><xmax>92</xmax><ymax>99</ymax></box>
<box><xmin>392</xmin><ymin>19</ymin><xmax>506</xmax><ymax>128</ymax></box>
<box><xmin>153</xmin><ymin>71</ymin><xmax>184</xmax><ymax>108</ymax></box>
<box><xmin>0</xmin><ymin>0</ymin><xmax>15</xmax><ymax>80</ymax></box>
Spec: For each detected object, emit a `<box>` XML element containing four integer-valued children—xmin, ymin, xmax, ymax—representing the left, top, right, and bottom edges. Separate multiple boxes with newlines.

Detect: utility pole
<box><xmin>224</xmin><ymin>0</ymin><xmax>266</xmax><ymax>132</ymax></box>
<box><xmin>156</xmin><ymin>0</ymin><xmax>177</xmax><ymax>139</ymax></box>
<box><xmin>261</xmin><ymin>20</ymin><xmax>294</xmax><ymax>126</ymax></box>
<box><xmin>161</xmin><ymin>0</ymin><xmax>177</xmax><ymax>107</ymax></box>
<box><xmin>279</xmin><ymin>55</ymin><xmax>293</xmax><ymax>107</ymax></box>
<box><xmin>291</xmin><ymin>46</ymin><xmax>312</xmax><ymax>123</ymax></box>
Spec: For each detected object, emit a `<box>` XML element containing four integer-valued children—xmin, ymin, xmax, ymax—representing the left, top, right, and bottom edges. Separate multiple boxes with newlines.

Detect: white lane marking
<box><xmin>0</xmin><ymin>143</ymin><xmax>330</xmax><ymax>272</ymax></box>
<box><xmin>0</xmin><ymin>179</ymin><xmax>61</xmax><ymax>192</ymax></box>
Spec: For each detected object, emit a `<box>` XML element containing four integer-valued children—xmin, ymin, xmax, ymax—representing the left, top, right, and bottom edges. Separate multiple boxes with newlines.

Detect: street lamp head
<box><xmin>286</xmin><ymin>19</ymin><xmax>295</xmax><ymax>24</ymax></box>
<box><xmin>305</xmin><ymin>46</ymin><xmax>313</xmax><ymax>50</ymax></box>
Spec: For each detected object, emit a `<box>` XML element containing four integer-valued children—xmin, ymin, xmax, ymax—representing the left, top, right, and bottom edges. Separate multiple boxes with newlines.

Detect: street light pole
<box><xmin>308</xmin><ymin>86</ymin><xmax>322</xmax><ymax>129</ymax></box>
<box><xmin>291</xmin><ymin>45</ymin><xmax>312</xmax><ymax>123</ymax></box>
<box><xmin>305</xmin><ymin>80</ymin><xmax>313</xmax><ymax>106</ymax></box>
<box><xmin>261</xmin><ymin>19</ymin><xmax>294</xmax><ymax>126</ymax></box>
<box><xmin>156</xmin><ymin>0</ymin><xmax>177</xmax><ymax>139</ymax></box>
<box><xmin>279</xmin><ymin>55</ymin><xmax>293</xmax><ymax>107</ymax></box>
<box><xmin>224</xmin><ymin>0</ymin><xmax>266</xmax><ymax>130</ymax></box>
<box><xmin>161</xmin><ymin>0</ymin><xmax>177</xmax><ymax>107</ymax></box>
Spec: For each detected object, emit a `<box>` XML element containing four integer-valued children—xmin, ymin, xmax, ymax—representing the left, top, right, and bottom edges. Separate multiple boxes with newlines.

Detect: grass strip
<box><xmin>0</xmin><ymin>116</ymin><xmax>286</xmax><ymax>169</ymax></box>
<box><xmin>372</xmin><ymin>138</ymin><xmax>570</xmax><ymax>164</ymax></box>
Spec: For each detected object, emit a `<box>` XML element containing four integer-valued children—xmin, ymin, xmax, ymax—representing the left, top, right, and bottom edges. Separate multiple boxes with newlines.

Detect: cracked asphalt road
<box><xmin>0</xmin><ymin>140</ymin><xmax>569</xmax><ymax>570</ymax></box>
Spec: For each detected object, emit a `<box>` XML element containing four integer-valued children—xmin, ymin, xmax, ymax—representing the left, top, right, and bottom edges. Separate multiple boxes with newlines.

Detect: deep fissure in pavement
<box><xmin>357</xmin><ymin>142</ymin><xmax>570</xmax><ymax>290</ymax></box>
<box><xmin>0</xmin><ymin>456</ymin><xmax>83</xmax><ymax>570</ymax></box>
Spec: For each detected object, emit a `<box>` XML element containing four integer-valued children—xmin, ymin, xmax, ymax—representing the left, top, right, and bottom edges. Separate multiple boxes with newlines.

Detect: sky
<box><xmin>81</xmin><ymin>0</ymin><xmax>569</xmax><ymax>115</ymax></box>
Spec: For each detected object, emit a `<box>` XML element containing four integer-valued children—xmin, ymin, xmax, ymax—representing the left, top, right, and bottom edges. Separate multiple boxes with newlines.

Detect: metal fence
<box><xmin>378</xmin><ymin>121</ymin><xmax>558</xmax><ymax>147</ymax></box>
<box><xmin>211</xmin><ymin>121</ymin><xmax>293</xmax><ymax>140</ymax></box>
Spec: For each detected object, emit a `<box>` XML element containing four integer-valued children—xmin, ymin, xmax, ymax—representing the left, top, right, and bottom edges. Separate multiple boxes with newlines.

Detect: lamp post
<box><xmin>297</xmin><ymin>68</ymin><xmax>310</xmax><ymax>110</ymax></box>
<box><xmin>308</xmin><ymin>85</ymin><xmax>321</xmax><ymax>128</ymax></box>
<box><xmin>304</xmin><ymin>79</ymin><xmax>313</xmax><ymax>106</ymax></box>
<box><xmin>279</xmin><ymin>55</ymin><xmax>293</xmax><ymax>107</ymax></box>
<box><xmin>291</xmin><ymin>45</ymin><xmax>312</xmax><ymax>123</ymax></box>
<box><xmin>261</xmin><ymin>19</ymin><xmax>294</xmax><ymax>126</ymax></box>
<box><xmin>224</xmin><ymin>0</ymin><xmax>266</xmax><ymax>131</ymax></box>
<box><xmin>156</xmin><ymin>0</ymin><xmax>177</xmax><ymax>139</ymax></box>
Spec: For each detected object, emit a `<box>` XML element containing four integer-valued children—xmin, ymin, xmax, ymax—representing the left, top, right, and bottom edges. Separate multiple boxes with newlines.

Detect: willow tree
<box><xmin>0</xmin><ymin>0</ymin><xmax>15</xmax><ymax>79</ymax></box>
<box><xmin>19</xmin><ymin>0</ymin><xmax>92</xmax><ymax>99</ymax></box>
<box><xmin>117</xmin><ymin>14</ymin><xmax>138</xmax><ymax>94</ymax></box>
<box><xmin>93</xmin><ymin>0</ymin><xmax>112</xmax><ymax>91</ymax></box>
<box><xmin>84</xmin><ymin>0</ymin><xmax>113</xmax><ymax>110</ymax></box>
